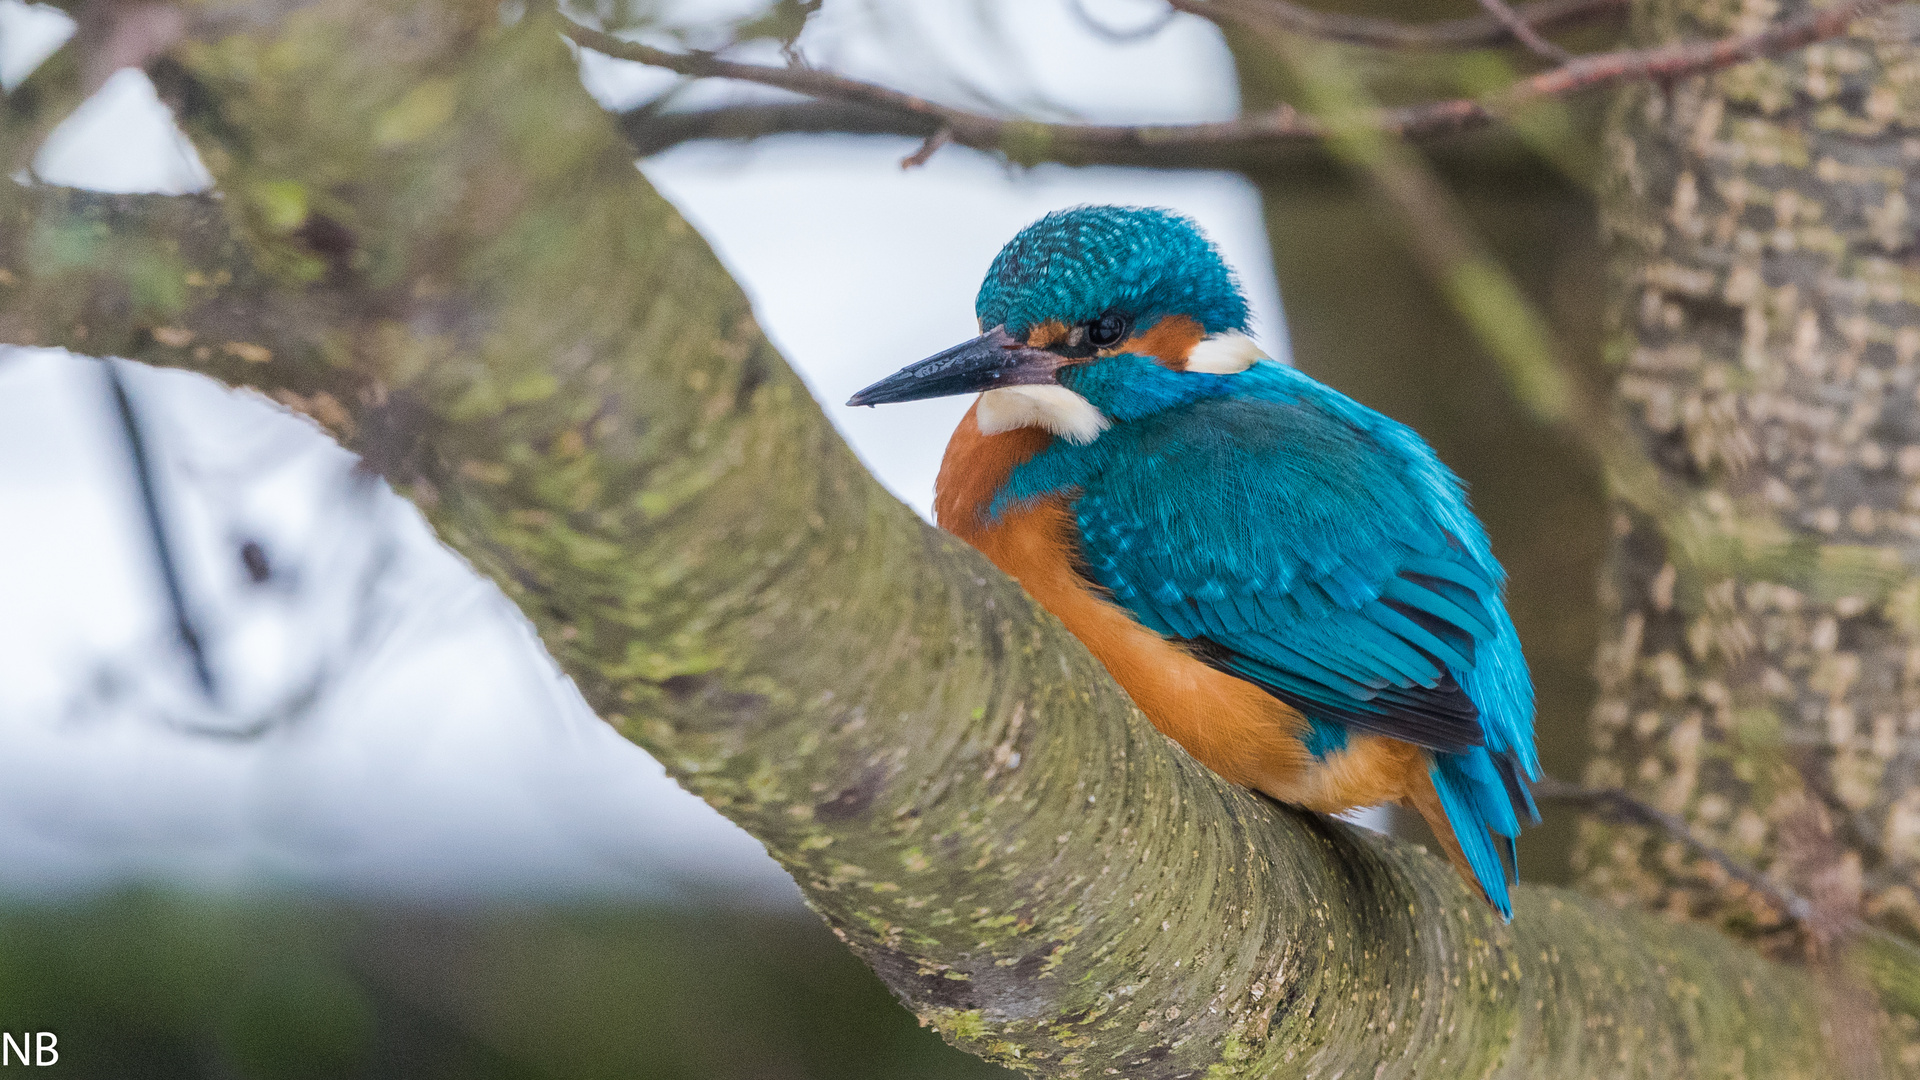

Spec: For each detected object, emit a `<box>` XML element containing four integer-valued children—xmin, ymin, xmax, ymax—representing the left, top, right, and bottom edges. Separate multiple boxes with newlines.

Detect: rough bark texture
<box><xmin>2</xmin><ymin>0</ymin><xmax>1918</xmax><ymax>1075</ymax></box>
<box><xmin>1581</xmin><ymin>0</ymin><xmax>1920</xmax><ymax>955</ymax></box>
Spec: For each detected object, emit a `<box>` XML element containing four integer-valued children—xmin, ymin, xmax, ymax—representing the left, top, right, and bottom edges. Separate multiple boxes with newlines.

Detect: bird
<box><xmin>847</xmin><ymin>205</ymin><xmax>1538</xmax><ymax>918</ymax></box>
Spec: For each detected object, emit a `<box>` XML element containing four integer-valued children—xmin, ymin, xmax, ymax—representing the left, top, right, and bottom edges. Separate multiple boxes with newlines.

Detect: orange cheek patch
<box><xmin>1024</xmin><ymin>319</ymin><xmax>1069</xmax><ymax>349</ymax></box>
<box><xmin>1118</xmin><ymin>314</ymin><xmax>1205</xmax><ymax>369</ymax></box>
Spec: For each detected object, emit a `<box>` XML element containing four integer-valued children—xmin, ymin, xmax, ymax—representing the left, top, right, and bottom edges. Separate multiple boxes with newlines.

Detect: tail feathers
<box><xmin>1417</xmin><ymin>748</ymin><xmax>1539</xmax><ymax>920</ymax></box>
<box><xmin>1491</xmin><ymin>748</ymin><xmax>1540</xmax><ymax>823</ymax></box>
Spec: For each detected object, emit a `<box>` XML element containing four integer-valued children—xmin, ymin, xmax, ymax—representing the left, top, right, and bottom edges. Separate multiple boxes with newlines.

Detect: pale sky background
<box><xmin>0</xmin><ymin>0</ymin><xmax>1303</xmax><ymax>905</ymax></box>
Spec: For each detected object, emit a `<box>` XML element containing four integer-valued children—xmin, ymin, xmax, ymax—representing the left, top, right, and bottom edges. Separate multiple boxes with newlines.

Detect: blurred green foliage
<box><xmin>0</xmin><ymin>890</ymin><xmax>1012</xmax><ymax>1080</ymax></box>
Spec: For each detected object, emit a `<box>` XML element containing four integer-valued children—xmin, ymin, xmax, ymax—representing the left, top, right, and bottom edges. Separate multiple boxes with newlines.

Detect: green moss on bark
<box><xmin>0</xmin><ymin>0</ymin><xmax>1910</xmax><ymax>1074</ymax></box>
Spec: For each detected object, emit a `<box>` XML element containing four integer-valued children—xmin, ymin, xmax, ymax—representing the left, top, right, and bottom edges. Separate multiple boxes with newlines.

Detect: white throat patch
<box><xmin>976</xmin><ymin>385</ymin><xmax>1109</xmax><ymax>445</ymax></box>
<box><xmin>1185</xmin><ymin>331</ymin><xmax>1266</xmax><ymax>375</ymax></box>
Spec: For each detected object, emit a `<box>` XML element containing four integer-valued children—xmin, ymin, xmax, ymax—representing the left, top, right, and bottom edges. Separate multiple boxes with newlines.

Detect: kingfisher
<box><xmin>848</xmin><ymin>206</ymin><xmax>1538</xmax><ymax>917</ymax></box>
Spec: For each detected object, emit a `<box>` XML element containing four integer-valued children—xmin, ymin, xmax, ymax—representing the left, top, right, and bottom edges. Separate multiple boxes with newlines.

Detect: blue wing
<box><xmin>997</xmin><ymin>363</ymin><xmax>1538</xmax><ymax>914</ymax></box>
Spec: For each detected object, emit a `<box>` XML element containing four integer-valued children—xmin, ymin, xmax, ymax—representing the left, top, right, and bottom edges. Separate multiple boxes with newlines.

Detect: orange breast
<box><xmin>941</xmin><ymin>401</ymin><xmax>1419</xmax><ymax>807</ymax></box>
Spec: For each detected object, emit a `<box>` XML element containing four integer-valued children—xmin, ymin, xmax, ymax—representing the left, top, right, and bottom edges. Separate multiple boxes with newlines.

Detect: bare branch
<box><xmin>614</xmin><ymin>99</ymin><xmax>1603</xmax><ymax>178</ymax></box>
<box><xmin>1472</xmin><ymin>0</ymin><xmax>1575</xmax><ymax>60</ymax></box>
<box><xmin>567</xmin><ymin>0</ymin><xmax>1892</xmax><ymax>161</ymax></box>
<box><xmin>1066</xmin><ymin>0</ymin><xmax>1181</xmax><ymax>43</ymax></box>
<box><xmin>1508</xmin><ymin>0</ymin><xmax>1890</xmax><ymax>100</ymax></box>
<box><xmin>103</xmin><ymin>358</ymin><xmax>219</xmax><ymax>702</ymax></box>
<box><xmin>898</xmin><ymin>124</ymin><xmax>951</xmax><ymax>168</ymax></box>
<box><xmin>1535</xmin><ymin>776</ymin><xmax>1816</xmax><ymax>926</ymax></box>
<box><xmin>1185</xmin><ymin>0</ymin><xmax>1624</xmax><ymax>50</ymax></box>
<box><xmin>617</xmin><ymin>100</ymin><xmax>935</xmax><ymax>157</ymax></box>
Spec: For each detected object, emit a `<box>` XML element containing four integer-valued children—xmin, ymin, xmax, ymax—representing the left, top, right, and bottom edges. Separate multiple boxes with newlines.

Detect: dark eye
<box><xmin>1086</xmin><ymin>313</ymin><xmax>1129</xmax><ymax>349</ymax></box>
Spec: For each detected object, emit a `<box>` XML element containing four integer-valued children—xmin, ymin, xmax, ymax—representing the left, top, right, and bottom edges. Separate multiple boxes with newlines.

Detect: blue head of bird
<box><xmin>847</xmin><ymin>206</ymin><xmax>1270</xmax><ymax>435</ymax></box>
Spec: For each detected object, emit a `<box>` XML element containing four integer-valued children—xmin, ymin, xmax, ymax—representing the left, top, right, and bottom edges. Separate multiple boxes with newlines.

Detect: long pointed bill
<box><xmin>847</xmin><ymin>325</ymin><xmax>1064</xmax><ymax>406</ymax></box>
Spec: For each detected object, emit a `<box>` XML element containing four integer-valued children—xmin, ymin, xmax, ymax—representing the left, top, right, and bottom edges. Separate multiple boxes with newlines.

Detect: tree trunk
<box><xmin>1579</xmin><ymin>0</ymin><xmax>1920</xmax><ymax>957</ymax></box>
<box><xmin>1</xmin><ymin>0</ymin><xmax>1915</xmax><ymax>1075</ymax></box>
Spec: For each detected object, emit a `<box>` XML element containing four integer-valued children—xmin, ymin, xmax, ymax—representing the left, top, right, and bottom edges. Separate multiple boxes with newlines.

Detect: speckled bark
<box><xmin>1582</xmin><ymin>0</ymin><xmax>1920</xmax><ymax>952</ymax></box>
<box><xmin>1</xmin><ymin>0</ymin><xmax>1915</xmax><ymax>1075</ymax></box>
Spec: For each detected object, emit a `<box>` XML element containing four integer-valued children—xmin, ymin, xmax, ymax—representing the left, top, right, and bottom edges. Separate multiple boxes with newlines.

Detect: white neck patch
<box><xmin>1185</xmin><ymin>331</ymin><xmax>1265</xmax><ymax>375</ymax></box>
<box><xmin>976</xmin><ymin>385</ymin><xmax>1109</xmax><ymax>445</ymax></box>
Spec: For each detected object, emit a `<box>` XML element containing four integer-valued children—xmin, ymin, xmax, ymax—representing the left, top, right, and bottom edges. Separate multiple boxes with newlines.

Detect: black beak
<box><xmin>847</xmin><ymin>325</ymin><xmax>1064</xmax><ymax>407</ymax></box>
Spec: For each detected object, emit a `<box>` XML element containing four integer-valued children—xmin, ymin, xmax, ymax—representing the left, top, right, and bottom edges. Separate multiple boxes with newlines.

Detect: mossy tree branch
<box><xmin>0</xmin><ymin>0</ymin><xmax>1914</xmax><ymax>1075</ymax></box>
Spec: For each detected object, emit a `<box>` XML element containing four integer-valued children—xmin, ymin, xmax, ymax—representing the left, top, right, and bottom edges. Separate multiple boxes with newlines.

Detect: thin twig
<box><xmin>1186</xmin><ymin>0</ymin><xmax>1623</xmax><ymax>50</ymax></box>
<box><xmin>900</xmin><ymin>125</ymin><xmax>953</xmax><ymax>168</ymax></box>
<box><xmin>614</xmin><ymin>99</ymin><xmax>1567</xmax><ymax>173</ymax></box>
<box><xmin>619</xmin><ymin>101</ymin><xmax>935</xmax><ymax>158</ymax></box>
<box><xmin>1534</xmin><ymin>775</ymin><xmax>1814</xmax><ymax>923</ymax></box>
<box><xmin>565</xmin><ymin>0</ymin><xmax>1890</xmax><ymax>154</ymax></box>
<box><xmin>103</xmin><ymin>359</ymin><xmax>218</xmax><ymax>702</ymax></box>
<box><xmin>1516</xmin><ymin>0</ymin><xmax>1886</xmax><ymax>99</ymax></box>
<box><xmin>1067</xmin><ymin>0</ymin><xmax>1182</xmax><ymax>43</ymax></box>
<box><xmin>1473</xmin><ymin>0</ymin><xmax>1575</xmax><ymax>60</ymax></box>
<box><xmin>1226</xmin><ymin>0</ymin><xmax>1894</xmax><ymax>130</ymax></box>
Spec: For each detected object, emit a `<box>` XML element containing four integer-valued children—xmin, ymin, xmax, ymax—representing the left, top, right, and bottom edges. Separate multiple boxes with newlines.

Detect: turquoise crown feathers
<box><xmin>975</xmin><ymin>207</ymin><xmax>1250</xmax><ymax>338</ymax></box>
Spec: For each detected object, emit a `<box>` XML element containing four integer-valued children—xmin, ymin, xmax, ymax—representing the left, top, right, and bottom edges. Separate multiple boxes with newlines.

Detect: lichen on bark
<box><xmin>1</xmin><ymin>0</ymin><xmax>1917</xmax><ymax>1074</ymax></box>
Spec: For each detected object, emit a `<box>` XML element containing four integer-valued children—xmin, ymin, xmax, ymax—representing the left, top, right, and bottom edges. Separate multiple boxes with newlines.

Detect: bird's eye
<box><xmin>1087</xmin><ymin>313</ymin><xmax>1130</xmax><ymax>349</ymax></box>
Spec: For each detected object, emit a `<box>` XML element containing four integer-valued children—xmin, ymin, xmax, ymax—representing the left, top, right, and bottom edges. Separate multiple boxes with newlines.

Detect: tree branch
<box><xmin>1536</xmin><ymin>776</ymin><xmax>1817</xmax><ymax>926</ymax></box>
<box><xmin>1471</xmin><ymin>0</ymin><xmax>1576</xmax><ymax>61</ymax></box>
<box><xmin>1066</xmin><ymin>0</ymin><xmax>1183</xmax><ymax>43</ymax></box>
<box><xmin>614</xmin><ymin>100</ymin><xmax>1615</xmax><ymax>182</ymax></box>
<box><xmin>570</xmin><ymin>0</ymin><xmax>1889</xmax><ymax>163</ymax></box>
<box><xmin>562</xmin><ymin>19</ymin><xmax>1349</xmax><ymax>157</ymax></box>
<box><xmin>1194</xmin><ymin>0</ymin><xmax>1624</xmax><ymax>51</ymax></box>
<box><xmin>3</xmin><ymin>0</ymin><xmax>1914</xmax><ymax>1074</ymax></box>
<box><xmin>103</xmin><ymin>357</ymin><xmax>219</xmax><ymax>701</ymax></box>
<box><xmin>1506</xmin><ymin>0</ymin><xmax>1892</xmax><ymax>100</ymax></box>
<box><xmin>2</xmin><ymin>177</ymin><xmax>1874</xmax><ymax>1077</ymax></box>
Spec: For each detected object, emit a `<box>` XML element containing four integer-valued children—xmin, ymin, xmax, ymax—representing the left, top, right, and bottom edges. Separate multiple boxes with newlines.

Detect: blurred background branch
<box><xmin>101</xmin><ymin>357</ymin><xmax>216</xmax><ymax>701</ymax></box>
<box><xmin>1190</xmin><ymin>0</ymin><xmax>1623</xmax><ymax>50</ymax></box>
<box><xmin>588</xmin><ymin>0</ymin><xmax>1888</xmax><ymax>164</ymax></box>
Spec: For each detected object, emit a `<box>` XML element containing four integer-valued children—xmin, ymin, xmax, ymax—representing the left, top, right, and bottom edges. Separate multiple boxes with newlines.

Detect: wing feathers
<box><xmin>1380</xmin><ymin>576</ymin><xmax>1496</xmax><ymax>641</ymax></box>
<box><xmin>1364</xmin><ymin>599</ymin><xmax>1475</xmax><ymax>671</ymax></box>
<box><xmin>1137</xmin><ymin>558</ymin><xmax>1496</xmax><ymax>754</ymax></box>
<box><xmin>1013</xmin><ymin>372</ymin><xmax>1538</xmax><ymax>916</ymax></box>
<box><xmin>1191</xmin><ymin>634</ymin><xmax>1486</xmax><ymax>752</ymax></box>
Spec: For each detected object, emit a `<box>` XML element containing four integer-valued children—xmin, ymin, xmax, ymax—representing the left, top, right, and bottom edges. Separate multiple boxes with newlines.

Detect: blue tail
<box><xmin>1430</xmin><ymin>747</ymin><xmax>1539</xmax><ymax>920</ymax></box>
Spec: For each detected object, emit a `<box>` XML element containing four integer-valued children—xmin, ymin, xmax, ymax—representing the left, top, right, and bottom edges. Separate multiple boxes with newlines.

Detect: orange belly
<box><xmin>933</xmin><ymin>402</ymin><xmax>1427</xmax><ymax>816</ymax></box>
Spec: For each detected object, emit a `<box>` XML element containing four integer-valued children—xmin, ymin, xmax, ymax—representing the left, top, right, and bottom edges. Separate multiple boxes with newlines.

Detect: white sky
<box><xmin>0</xmin><ymin>0</ymin><xmax>1301</xmax><ymax>903</ymax></box>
